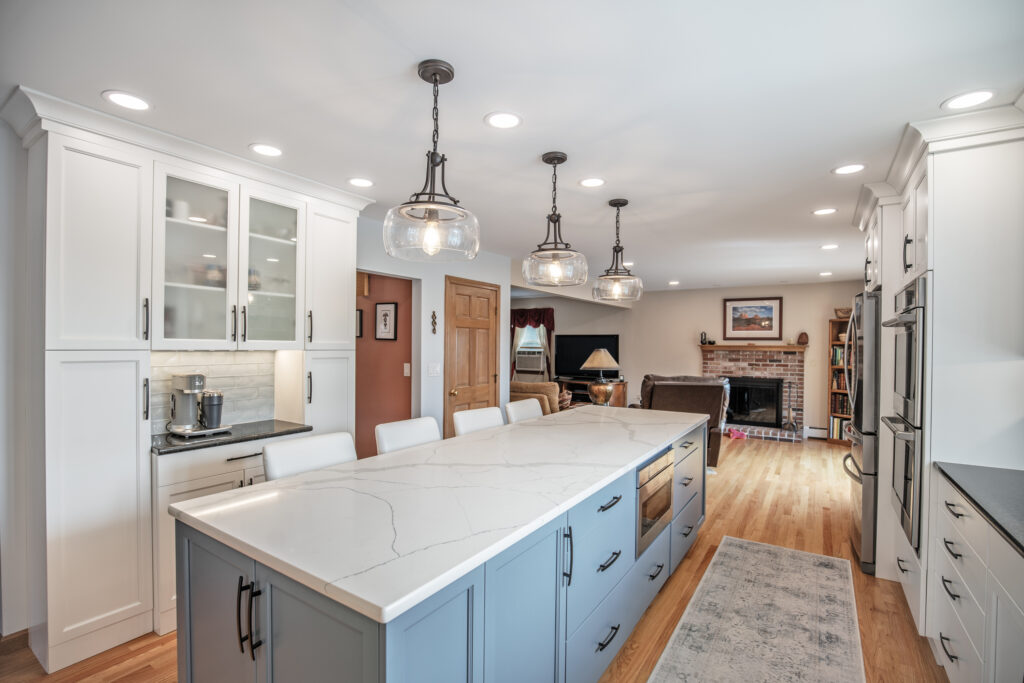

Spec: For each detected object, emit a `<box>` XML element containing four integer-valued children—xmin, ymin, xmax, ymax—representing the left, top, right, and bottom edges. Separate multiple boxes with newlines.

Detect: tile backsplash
<box><xmin>150</xmin><ymin>351</ymin><xmax>276</xmax><ymax>434</ymax></box>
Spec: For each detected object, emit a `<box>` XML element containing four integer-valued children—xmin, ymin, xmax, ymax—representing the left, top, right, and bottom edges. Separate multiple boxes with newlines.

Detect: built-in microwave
<box><xmin>883</xmin><ymin>274</ymin><xmax>927</xmax><ymax>428</ymax></box>
<box><xmin>636</xmin><ymin>450</ymin><xmax>673</xmax><ymax>557</ymax></box>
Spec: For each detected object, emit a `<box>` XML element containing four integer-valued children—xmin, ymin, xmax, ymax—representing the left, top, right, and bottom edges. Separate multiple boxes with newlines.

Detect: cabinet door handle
<box><xmin>246</xmin><ymin>582</ymin><xmax>262</xmax><ymax>660</ymax></box>
<box><xmin>681</xmin><ymin>525</ymin><xmax>694</xmax><ymax>537</ymax></box>
<box><xmin>864</xmin><ymin>258</ymin><xmax>870</xmax><ymax>286</ymax></box>
<box><xmin>680</xmin><ymin>476</ymin><xmax>694</xmax><ymax>487</ymax></box>
<box><xmin>598</xmin><ymin>550</ymin><xmax>621</xmax><ymax>572</ymax></box>
<box><xmin>598</xmin><ymin>495</ymin><xmax>622</xmax><ymax>512</ymax></box>
<box><xmin>248</xmin><ymin>477</ymin><xmax>253</xmax><ymax>486</ymax></box>
<box><xmin>142</xmin><ymin>298</ymin><xmax>150</xmax><ymax>341</ymax></box>
<box><xmin>231</xmin><ymin>305</ymin><xmax>237</xmax><ymax>342</ymax></box>
<box><xmin>896</xmin><ymin>557</ymin><xmax>908</xmax><ymax>574</ymax></box>
<box><xmin>563</xmin><ymin>527</ymin><xmax>574</xmax><ymax>586</ymax></box>
<box><xmin>943</xmin><ymin>538</ymin><xmax>963</xmax><ymax>559</ymax></box>
<box><xmin>940</xmin><ymin>576</ymin><xmax>961</xmax><ymax>601</ymax></box>
<box><xmin>241</xmin><ymin>305</ymin><xmax>247</xmax><ymax>342</ymax></box>
<box><xmin>236</xmin><ymin>576</ymin><xmax>250</xmax><ymax>652</ymax></box>
<box><xmin>938</xmin><ymin>633</ymin><xmax>958</xmax><ymax>663</ymax></box>
<box><xmin>648</xmin><ymin>563</ymin><xmax>665</xmax><ymax>581</ymax></box>
<box><xmin>596</xmin><ymin>624</ymin><xmax>620</xmax><ymax>652</ymax></box>
<box><xmin>142</xmin><ymin>378</ymin><xmax>150</xmax><ymax>420</ymax></box>
<box><xmin>307</xmin><ymin>371</ymin><xmax>313</xmax><ymax>404</ymax></box>
<box><xmin>944</xmin><ymin>501</ymin><xmax>964</xmax><ymax>519</ymax></box>
<box><xmin>307</xmin><ymin>310</ymin><xmax>313</xmax><ymax>343</ymax></box>
<box><xmin>902</xmin><ymin>234</ymin><xmax>913</xmax><ymax>272</ymax></box>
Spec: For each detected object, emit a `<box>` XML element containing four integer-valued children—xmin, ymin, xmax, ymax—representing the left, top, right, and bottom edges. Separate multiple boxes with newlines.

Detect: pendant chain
<box><xmin>550</xmin><ymin>164</ymin><xmax>558</xmax><ymax>215</ymax></box>
<box><xmin>614</xmin><ymin>207</ymin><xmax>622</xmax><ymax>246</ymax></box>
<box><xmin>431</xmin><ymin>75</ymin><xmax>440</xmax><ymax>154</ymax></box>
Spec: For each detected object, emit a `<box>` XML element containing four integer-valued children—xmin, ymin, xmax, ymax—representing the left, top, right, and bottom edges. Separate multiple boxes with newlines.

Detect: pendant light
<box><xmin>593</xmin><ymin>198</ymin><xmax>643</xmax><ymax>301</ymax></box>
<box><xmin>383</xmin><ymin>59</ymin><xmax>479</xmax><ymax>261</ymax></box>
<box><xmin>522</xmin><ymin>152</ymin><xmax>588</xmax><ymax>286</ymax></box>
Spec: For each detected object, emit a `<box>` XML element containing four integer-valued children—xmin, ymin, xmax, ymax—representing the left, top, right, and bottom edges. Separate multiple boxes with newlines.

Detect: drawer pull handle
<box><xmin>939</xmin><ymin>633</ymin><xmax>959</xmax><ymax>663</ymax></box>
<box><xmin>681</xmin><ymin>441</ymin><xmax>694</xmax><ymax>448</ymax></box>
<box><xmin>680</xmin><ymin>476</ymin><xmax>694</xmax><ymax>487</ymax></box>
<box><xmin>596</xmin><ymin>624</ymin><xmax>620</xmax><ymax>652</ymax></box>
<box><xmin>598</xmin><ymin>495</ymin><xmax>622</xmax><ymax>512</ymax></box>
<box><xmin>563</xmin><ymin>527</ymin><xmax>574</xmax><ymax>586</ymax></box>
<box><xmin>941</xmin><ymin>576</ymin><xmax>961</xmax><ymax>601</ymax></box>
<box><xmin>943</xmin><ymin>538</ymin><xmax>963</xmax><ymax>560</ymax></box>
<box><xmin>944</xmin><ymin>501</ymin><xmax>964</xmax><ymax>519</ymax></box>
<box><xmin>597</xmin><ymin>550</ymin><xmax>622</xmax><ymax>572</ymax></box>
<box><xmin>648</xmin><ymin>563</ymin><xmax>665</xmax><ymax>581</ymax></box>
<box><xmin>896</xmin><ymin>557</ymin><xmax>908</xmax><ymax>574</ymax></box>
<box><xmin>681</xmin><ymin>525</ymin><xmax>694</xmax><ymax>538</ymax></box>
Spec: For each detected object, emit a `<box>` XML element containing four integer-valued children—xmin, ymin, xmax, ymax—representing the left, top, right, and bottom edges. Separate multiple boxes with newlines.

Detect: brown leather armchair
<box><xmin>509</xmin><ymin>381</ymin><xmax>561</xmax><ymax>415</ymax></box>
<box><xmin>630</xmin><ymin>375</ymin><xmax>730</xmax><ymax>467</ymax></box>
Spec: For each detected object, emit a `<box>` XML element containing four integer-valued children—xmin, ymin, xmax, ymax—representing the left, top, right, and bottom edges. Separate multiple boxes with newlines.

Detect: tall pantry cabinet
<box><xmin>1</xmin><ymin>87</ymin><xmax>369</xmax><ymax>672</ymax></box>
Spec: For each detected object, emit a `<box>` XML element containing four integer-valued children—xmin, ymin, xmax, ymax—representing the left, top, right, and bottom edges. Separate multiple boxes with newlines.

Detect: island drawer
<box><xmin>932</xmin><ymin>502</ymin><xmax>986</xmax><ymax>609</ymax></box>
<box><xmin>927</xmin><ymin>570</ymin><xmax>983</xmax><ymax>683</ymax></box>
<box><xmin>565</xmin><ymin>499</ymin><xmax>635</xmax><ymax>636</ymax></box>
<box><xmin>567</xmin><ymin>471</ymin><xmax>635</xmax><ymax>542</ymax></box>
<box><xmin>623</xmin><ymin>523</ymin><xmax>670</xmax><ymax>621</ymax></box>
<box><xmin>935</xmin><ymin>473</ymin><xmax>989</xmax><ymax>560</ymax></box>
<box><xmin>670</xmin><ymin>492</ymin><xmax>703</xmax><ymax>574</ymax></box>
<box><xmin>673</xmin><ymin>427</ymin><xmax>703</xmax><ymax>463</ymax></box>
<box><xmin>565</xmin><ymin>563</ymin><xmax>640</xmax><ymax>683</ymax></box>
<box><xmin>673</xmin><ymin>449</ymin><xmax>702</xmax><ymax>517</ymax></box>
<box><xmin>931</xmin><ymin>534</ymin><xmax>984</xmax><ymax>653</ymax></box>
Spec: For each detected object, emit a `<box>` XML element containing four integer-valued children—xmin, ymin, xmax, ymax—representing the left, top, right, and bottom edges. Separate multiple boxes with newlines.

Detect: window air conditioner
<box><xmin>515</xmin><ymin>348</ymin><xmax>545</xmax><ymax>372</ymax></box>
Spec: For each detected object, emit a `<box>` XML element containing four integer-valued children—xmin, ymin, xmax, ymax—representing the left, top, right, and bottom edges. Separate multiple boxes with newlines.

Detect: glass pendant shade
<box><xmin>522</xmin><ymin>151</ymin><xmax>588</xmax><ymax>287</ymax></box>
<box><xmin>593</xmin><ymin>198</ymin><xmax>642</xmax><ymax>301</ymax></box>
<box><xmin>383</xmin><ymin>202</ymin><xmax>479</xmax><ymax>261</ymax></box>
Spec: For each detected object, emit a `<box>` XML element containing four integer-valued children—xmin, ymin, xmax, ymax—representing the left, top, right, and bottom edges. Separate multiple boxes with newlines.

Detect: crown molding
<box><xmin>852</xmin><ymin>181</ymin><xmax>899</xmax><ymax>231</ymax></box>
<box><xmin>0</xmin><ymin>86</ymin><xmax>373</xmax><ymax>212</ymax></box>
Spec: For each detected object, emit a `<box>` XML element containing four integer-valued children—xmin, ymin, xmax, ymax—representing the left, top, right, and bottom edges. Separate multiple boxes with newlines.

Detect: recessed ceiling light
<box><xmin>819</xmin><ymin>271</ymin><xmax>833</xmax><ymax>277</ymax></box>
<box><xmin>484</xmin><ymin>112</ymin><xmax>521</xmax><ymax>129</ymax></box>
<box><xmin>623</xmin><ymin>261</ymin><xmax>634</xmax><ymax>267</ymax></box>
<box><xmin>813</xmin><ymin>208</ymin><xmax>837</xmax><ymax>216</ymax></box>
<box><xmin>102</xmin><ymin>90</ymin><xmax>149</xmax><ymax>111</ymax></box>
<box><xmin>668</xmin><ymin>280</ymin><xmax>680</xmax><ymax>286</ymax></box>
<box><xmin>249</xmin><ymin>143</ymin><xmax>282</xmax><ymax>157</ymax></box>
<box><xmin>942</xmin><ymin>90</ymin><xmax>994</xmax><ymax>110</ymax></box>
<box><xmin>832</xmin><ymin>164</ymin><xmax>864</xmax><ymax>175</ymax></box>
<box><xmin>348</xmin><ymin>177</ymin><xmax>374</xmax><ymax>188</ymax></box>
<box><xmin>266</xmin><ymin>257</ymin><xmax>280</xmax><ymax>263</ymax></box>
<box><xmin>202</xmin><ymin>253</ymin><xmax>217</xmax><ymax>259</ymax></box>
<box><xmin>579</xmin><ymin>178</ymin><xmax>605</xmax><ymax>188</ymax></box>
<box><xmin>821</xmin><ymin>244</ymin><xmax>839</xmax><ymax>250</ymax></box>
<box><xmin>188</xmin><ymin>216</ymin><xmax>207</xmax><ymax>223</ymax></box>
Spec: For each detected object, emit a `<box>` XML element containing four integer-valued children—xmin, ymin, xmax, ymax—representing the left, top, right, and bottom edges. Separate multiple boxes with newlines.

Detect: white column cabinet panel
<box><xmin>45</xmin><ymin>135</ymin><xmax>152</xmax><ymax>350</ymax></box>
<box><xmin>305</xmin><ymin>201</ymin><xmax>357</xmax><ymax>350</ymax></box>
<box><xmin>304</xmin><ymin>350</ymin><xmax>355</xmax><ymax>436</ymax></box>
<box><xmin>39</xmin><ymin>351</ymin><xmax>152</xmax><ymax>670</ymax></box>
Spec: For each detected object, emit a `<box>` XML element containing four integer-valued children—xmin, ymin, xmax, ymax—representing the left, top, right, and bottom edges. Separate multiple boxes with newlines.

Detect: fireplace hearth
<box><xmin>725</xmin><ymin>376</ymin><xmax>784</xmax><ymax>428</ymax></box>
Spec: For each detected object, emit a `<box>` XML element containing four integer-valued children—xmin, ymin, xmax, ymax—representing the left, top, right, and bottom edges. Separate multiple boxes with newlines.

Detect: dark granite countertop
<box><xmin>935</xmin><ymin>461</ymin><xmax>1024</xmax><ymax>558</ymax></box>
<box><xmin>152</xmin><ymin>419</ymin><xmax>312</xmax><ymax>455</ymax></box>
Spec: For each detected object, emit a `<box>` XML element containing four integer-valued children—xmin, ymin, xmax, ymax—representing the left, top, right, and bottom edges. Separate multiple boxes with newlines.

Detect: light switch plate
<box><xmin>428</xmin><ymin>362</ymin><xmax>441</xmax><ymax>377</ymax></box>
<box><xmin>403</xmin><ymin>363</ymin><xmax>411</xmax><ymax>377</ymax></box>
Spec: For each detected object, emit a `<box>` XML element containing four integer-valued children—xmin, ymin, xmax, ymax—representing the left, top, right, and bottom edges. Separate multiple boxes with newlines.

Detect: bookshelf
<box><xmin>826</xmin><ymin>317</ymin><xmax>852</xmax><ymax>445</ymax></box>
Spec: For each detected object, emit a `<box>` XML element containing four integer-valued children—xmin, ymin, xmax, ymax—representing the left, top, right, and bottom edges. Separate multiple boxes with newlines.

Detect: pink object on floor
<box><xmin>728</xmin><ymin>428</ymin><xmax>748</xmax><ymax>439</ymax></box>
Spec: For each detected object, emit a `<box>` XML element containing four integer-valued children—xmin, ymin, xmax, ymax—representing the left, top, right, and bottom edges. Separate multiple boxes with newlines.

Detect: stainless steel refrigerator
<box><xmin>843</xmin><ymin>290</ymin><xmax>880</xmax><ymax>574</ymax></box>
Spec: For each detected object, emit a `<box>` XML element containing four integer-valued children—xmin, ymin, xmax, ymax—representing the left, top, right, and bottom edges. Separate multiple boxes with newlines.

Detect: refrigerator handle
<box><xmin>844</xmin><ymin>311</ymin><xmax>856</xmax><ymax>414</ymax></box>
<box><xmin>842</xmin><ymin>453</ymin><xmax>863</xmax><ymax>484</ymax></box>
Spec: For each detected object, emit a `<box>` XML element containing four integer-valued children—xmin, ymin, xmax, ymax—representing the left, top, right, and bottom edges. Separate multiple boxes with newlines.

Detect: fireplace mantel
<box><xmin>700</xmin><ymin>344</ymin><xmax>806</xmax><ymax>353</ymax></box>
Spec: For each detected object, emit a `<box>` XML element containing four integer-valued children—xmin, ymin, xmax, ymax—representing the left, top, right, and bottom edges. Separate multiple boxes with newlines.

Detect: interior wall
<box><xmin>355</xmin><ymin>273</ymin><xmax>413</xmax><ymax>458</ymax></box>
<box><xmin>356</xmin><ymin>217</ymin><xmax>511</xmax><ymax>430</ymax></box>
<box><xmin>517</xmin><ymin>279</ymin><xmax>861</xmax><ymax>429</ymax></box>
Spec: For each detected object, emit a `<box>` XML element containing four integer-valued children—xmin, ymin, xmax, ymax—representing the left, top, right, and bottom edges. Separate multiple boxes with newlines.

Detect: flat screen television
<box><xmin>555</xmin><ymin>334</ymin><xmax>620</xmax><ymax>378</ymax></box>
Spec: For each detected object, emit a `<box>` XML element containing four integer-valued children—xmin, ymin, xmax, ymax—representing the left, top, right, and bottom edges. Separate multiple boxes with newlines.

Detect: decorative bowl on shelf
<box><xmin>835</xmin><ymin>307</ymin><xmax>852</xmax><ymax>319</ymax></box>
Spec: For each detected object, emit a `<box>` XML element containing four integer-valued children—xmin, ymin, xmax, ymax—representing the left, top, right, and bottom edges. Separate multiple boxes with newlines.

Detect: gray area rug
<box><xmin>649</xmin><ymin>536</ymin><xmax>866</xmax><ymax>682</ymax></box>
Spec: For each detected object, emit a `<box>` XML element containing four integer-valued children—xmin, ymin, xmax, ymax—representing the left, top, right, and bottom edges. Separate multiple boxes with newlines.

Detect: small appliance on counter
<box><xmin>169</xmin><ymin>373</ymin><xmax>231</xmax><ymax>437</ymax></box>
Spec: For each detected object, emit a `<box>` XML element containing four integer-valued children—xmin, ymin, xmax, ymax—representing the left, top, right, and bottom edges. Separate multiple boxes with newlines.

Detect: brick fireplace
<box><xmin>701</xmin><ymin>344</ymin><xmax>806</xmax><ymax>442</ymax></box>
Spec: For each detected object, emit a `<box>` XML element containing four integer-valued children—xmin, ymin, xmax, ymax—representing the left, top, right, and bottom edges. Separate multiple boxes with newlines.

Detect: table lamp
<box><xmin>581</xmin><ymin>348</ymin><xmax>619</xmax><ymax>406</ymax></box>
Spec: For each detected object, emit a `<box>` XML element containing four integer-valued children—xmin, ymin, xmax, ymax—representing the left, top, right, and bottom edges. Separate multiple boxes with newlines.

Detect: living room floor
<box><xmin>0</xmin><ymin>438</ymin><xmax>947</xmax><ymax>683</ymax></box>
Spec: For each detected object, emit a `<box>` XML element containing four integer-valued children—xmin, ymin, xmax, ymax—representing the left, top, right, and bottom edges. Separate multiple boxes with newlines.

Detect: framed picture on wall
<box><xmin>723</xmin><ymin>297</ymin><xmax>783</xmax><ymax>340</ymax></box>
<box><xmin>375</xmin><ymin>302</ymin><xmax>398</xmax><ymax>341</ymax></box>
<box><xmin>356</xmin><ymin>309</ymin><xmax>363</xmax><ymax>338</ymax></box>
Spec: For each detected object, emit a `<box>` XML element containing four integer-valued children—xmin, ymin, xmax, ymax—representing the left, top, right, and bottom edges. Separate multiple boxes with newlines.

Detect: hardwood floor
<box><xmin>0</xmin><ymin>437</ymin><xmax>945</xmax><ymax>682</ymax></box>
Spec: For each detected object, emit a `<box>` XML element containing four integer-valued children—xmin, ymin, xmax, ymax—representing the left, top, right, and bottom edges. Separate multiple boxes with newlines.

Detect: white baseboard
<box><xmin>804</xmin><ymin>426</ymin><xmax>827</xmax><ymax>440</ymax></box>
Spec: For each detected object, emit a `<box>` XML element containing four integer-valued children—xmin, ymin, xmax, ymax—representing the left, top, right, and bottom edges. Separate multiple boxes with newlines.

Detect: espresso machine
<box><xmin>169</xmin><ymin>373</ymin><xmax>230</xmax><ymax>437</ymax></box>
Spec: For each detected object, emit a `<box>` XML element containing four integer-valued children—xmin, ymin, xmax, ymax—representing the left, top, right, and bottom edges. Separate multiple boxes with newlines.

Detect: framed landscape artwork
<box><xmin>723</xmin><ymin>297</ymin><xmax>783</xmax><ymax>340</ymax></box>
<box><xmin>375</xmin><ymin>302</ymin><xmax>397</xmax><ymax>341</ymax></box>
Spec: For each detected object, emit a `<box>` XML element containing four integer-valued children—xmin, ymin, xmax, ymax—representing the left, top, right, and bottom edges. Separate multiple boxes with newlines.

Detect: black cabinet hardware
<box><xmin>246</xmin><ymin>582</ymin><xmax>262</xmax><ymax>660</ymax></box>
<box><xmin>142</xmin><ymin>298</ymin><xmax>150</xmax><ymax>340</ymax></box>
<box><xmin>597</xmin><ymin>550</ymin><xmax>621</xmax><ymax>572</ymax></box>
<box><xmin>307</xmin><ymin>371</ymin><xmax>313</xmax><ymax>404</ymax></box>
<box><xmin>241</xmin><ymin>306</ymin><xmax>248</xmax><ymax>342</ymax></box>
<box><xmin>648</xmin><ymin>563</ymin><xmax>665</xmax><ymax>581</ymax></box>
<box><xmin>248</xmin><ymin>477</ymin><xmax>253</xmax><ymax>486</ymax></box>
<box><xmin>943</xmin><ymin>538</ymin><xmax>962</xmax><ymax>559</ymax></box>
<box><xmin>864</xmin><ymin>258</ymin><xmax>870</xmax><ymax>286</ymax></box>
<box><xmin>226</xmin><ymin>453</ymin><xmax>263</xmax><ymax>463</ymax></box>
<box><xmin>307</xmin><ymin>310</ymin><xmax>313</xmax><ymax>342</ymax></box>
<box><xmin>896</xmin><ymin>557</ymin><xmax>908</xmax><ymax>573</ymax></box>
<box><xmin>143</xmin><ymin>378</ymin><xmax>150</xmax><ymax>420</ymax></box>
<box><xmin>231</xmin><ymin>305</ymin><xmax>237</xmax><ymax>341</ymax></box>
<box><xmin>598</xmin><ymin>495</ymin><xmax>622</xmax><ymax>512</ymax></box>
<box><xmin>681</xmin><ymin>525</ymin><xmax>694</xmax><ymax>537</ymax></box>
<box><xmin>236</xmin><ymin>576</ymin><xmax>250</xmax><ymax>652</ymax></box>
<box><xmin>902</xmin><ymin>234</ymin><xmax>913</xmax><ymax>272</ymax></box>
<box><xmin>681</xmin><ymin>441</ymin><xmax>693</xmax><ymax>448</ymax></box>
<box><xmin>239</xmin><ymin>480</ymin><xmax>244</xmax><ymax>487</ymax></box>
<box><xmin>941</xmin><ymin>576</ymin><xmax>960</xmax><ymax>601</ymax></box>
<box><xmin>680</xmin><ymin>476</ymin><xmax>694</xmax><ymax>487</ymax></box>
<box><xmin>563</xmin><ymin>527</ymin><xmax>574</xmax><ymax>586</ymax></box>
<box><xmin>596</xmin><ymin>624</ymin><xmax>620</xmax><ymax>652</ymax></box>
<box><xmin>944</xmin><ymin>501</ymin><xmax>964</xmax><ymax>518</ymax></box>
<box><xmin>939</xmin><ymin>633</ymin><xmax>958</xmax><ymax>663</ymax></box>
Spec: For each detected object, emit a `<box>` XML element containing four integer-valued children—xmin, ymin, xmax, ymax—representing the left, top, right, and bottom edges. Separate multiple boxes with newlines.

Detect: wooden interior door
<box><xmin>444</xmin><ymin>276</ymin><xmax>500</xmax><ymax>437</ymax></box>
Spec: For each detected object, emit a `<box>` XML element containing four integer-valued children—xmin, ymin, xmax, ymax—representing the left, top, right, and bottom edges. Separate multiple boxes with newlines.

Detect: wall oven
<box><xmin>882</xmin><ymin>415</ymin><xmax>922</xmax><ymax>550</ymax></box>
<box><xmin>883</xmin><ymin>274</ymin><xmax>927</xmax><ymax>428</ymax></box>
<box><xmin>636</xmin><ymin>450</ymin><xmax>673</xmax><ymax>557</ymax></box>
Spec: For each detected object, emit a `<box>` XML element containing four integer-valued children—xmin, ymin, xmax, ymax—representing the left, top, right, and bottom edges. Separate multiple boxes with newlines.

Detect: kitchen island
<box><xmin>171</xmin><ymin>406</ymin><xmax>709</xmax><ymax>682</ymax></box>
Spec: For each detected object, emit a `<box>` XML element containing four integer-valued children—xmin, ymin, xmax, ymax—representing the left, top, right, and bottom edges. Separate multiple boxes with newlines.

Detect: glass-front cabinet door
<box><xmin>153</xmin><ymin>166</ymin><xmax>239</xmax><ymax>349</ymax></box>
<box><xmin>238</xmin><ymin>186</ymin><xmax>305</xmax><ymax>349</ymax></box>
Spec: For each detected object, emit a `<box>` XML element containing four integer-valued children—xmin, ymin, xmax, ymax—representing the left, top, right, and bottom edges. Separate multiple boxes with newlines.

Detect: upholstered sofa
<box><xmin>630</xmin><ymin>374</ymin><xmax>730</xmax><ymax>467</ymax></box>
<box><xmin>509</xmin><ymin>381</ymin><xmax>561</xmax><ymax>415</ymax></box>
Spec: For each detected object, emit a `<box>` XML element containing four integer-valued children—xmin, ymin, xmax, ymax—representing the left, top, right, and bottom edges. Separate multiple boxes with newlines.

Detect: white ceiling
<box><xmin>2</xmin><ymin>0</ymin><xmax>1022</xmax><ymax>290</ymax></box>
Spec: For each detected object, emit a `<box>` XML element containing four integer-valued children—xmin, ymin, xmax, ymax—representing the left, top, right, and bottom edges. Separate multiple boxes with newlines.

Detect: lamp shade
<box><xmin>580</xmin><ymin>348</ymin><xmax>619</xmax><ymax>371</ymax></box>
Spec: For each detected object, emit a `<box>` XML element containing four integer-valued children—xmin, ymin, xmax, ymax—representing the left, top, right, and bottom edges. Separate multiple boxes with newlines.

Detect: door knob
<box><xmin>449</xmin><ymin>389</ymin><xmax>459</xmax><ymax>396</ymax></box>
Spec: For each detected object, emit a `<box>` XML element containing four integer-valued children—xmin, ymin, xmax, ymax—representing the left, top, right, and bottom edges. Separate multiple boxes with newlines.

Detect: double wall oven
<box><xmin>882</xmin><ymin>273</ymin><xmax>927</xmax><ymax>551</ymax></box>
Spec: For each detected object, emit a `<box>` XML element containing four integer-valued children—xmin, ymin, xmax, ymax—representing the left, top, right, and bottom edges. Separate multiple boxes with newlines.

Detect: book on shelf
<box><xmin>831</xmin><ymin>371</ymin><xmax>847</xmax><ymax>391</ymax></box>
<box><xmin>830</xmin><ymin>393</ymin><xmax>851</xmax><ymax>415</ymax></box>
<box><xmin>831</xmin><ymin>345</ymin><xmax>846</xmax><ymax>366</ymax></box>
<box><xmin>829</xmin><ymin>416</ymin><xmax>851</xmax><ymax>440</ymax></box>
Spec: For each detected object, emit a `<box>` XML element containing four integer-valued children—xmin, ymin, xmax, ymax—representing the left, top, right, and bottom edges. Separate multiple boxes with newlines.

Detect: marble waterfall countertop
<box><xmin>170</xmin><ymin>406</ymin><xmax>708</xmax><ymax>623</ymax></box>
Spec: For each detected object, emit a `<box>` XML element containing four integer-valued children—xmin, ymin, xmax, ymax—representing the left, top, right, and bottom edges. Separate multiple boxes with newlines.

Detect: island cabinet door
<box><xmin>384</xmin><ymin>565</ymin><xmax>485</xmax><ymax>682</ymax></box>
<box><xmin>176</xmin><ymin>524</ymin><xmax>257</xmax><ymax>683</ymax></box>
<box><xmin>483</xmin><ymin>515</ymin><xmax>568</xmax><ymax>683</ymax></box>
<box><xmin>254</xmin><ymin>564</ymin><xmax>380</xmax><ymax>683</ymax></box>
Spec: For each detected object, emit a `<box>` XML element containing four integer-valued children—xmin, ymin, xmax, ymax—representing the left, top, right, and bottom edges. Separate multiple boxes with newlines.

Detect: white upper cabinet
<box><xmin>305</xmin><ymin>201</ymin><xmax>358</xmax><ymax>350</ymax></box>
<box><xmin>899</xmin><ymin>163</ymin><xmax>930</xmax><ymax>286</ymax></box>
<box><xmin>45</xmin><ymin>135</ymin><xmax>152</xmax><ymax>350</ymax></box>
<box><xmin>864</xmin><ymin>212</ymin><xmax>882</xmax><ymax>291</ymax></box>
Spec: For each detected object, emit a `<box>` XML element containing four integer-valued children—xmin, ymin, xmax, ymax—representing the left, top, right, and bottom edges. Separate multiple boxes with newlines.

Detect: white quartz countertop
<box><xmin>170</xmin><ymin>406</ymin><xmax>707</xmax><ymax>623</ymax></box>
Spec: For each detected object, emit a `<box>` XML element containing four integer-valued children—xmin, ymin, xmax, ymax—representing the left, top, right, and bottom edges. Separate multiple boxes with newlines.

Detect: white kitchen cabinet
<box><xmin>987</xmin><ymin>574</ymin><xmax>1024</xmax><ymax>682</ymax></box>
<box><xmin>39</xmin><ymin>351</ymin><xmax>152</xmax><ymax>671</ymax></box>
<box><xmin>305</xmin><ymin>350</ymin><xmax>356</xmax><ymax>435</ymax></box>
<box><xmin>863</xmin><ymin>212</ymin><xmax>882</xmax><ymax>291</ymax></box>
<box><xmin>44</xmin><ymin>134</ymin><xmax>152</xmax><ymax>350</ymax></box>
<box><xmin>305</xmin><ymin>200</ymin><xmax>358</xmax><ymax>350</ymax></box>
<box><xmin>897</xmin><ymin>162</ymin><xmax>930</xmax><ymax>287</ymax></box>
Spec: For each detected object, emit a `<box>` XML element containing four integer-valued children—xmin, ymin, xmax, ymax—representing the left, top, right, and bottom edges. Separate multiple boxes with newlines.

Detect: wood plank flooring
<box><xmin>0</xmin><ymin>437</ymin><xmax>945</xmax><ymax>682</ymax></box>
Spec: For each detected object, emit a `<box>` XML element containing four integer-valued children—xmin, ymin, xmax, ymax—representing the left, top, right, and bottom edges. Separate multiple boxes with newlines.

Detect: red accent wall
<box><xmin>356</xmin><ymin>273</ymin><xmax>413</xmax><ymax>458</ymax></box>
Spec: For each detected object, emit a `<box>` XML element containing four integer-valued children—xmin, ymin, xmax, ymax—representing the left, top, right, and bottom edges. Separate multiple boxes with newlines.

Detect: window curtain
<box><xmin>511</xmin><ymin>326</ymin><xmax>528</xmax><ymax>380</ymax></box>
<box><xmin>510</xmin><ymin>308</ymin><xmax>555</xmax><ymax>380</ymax></box>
